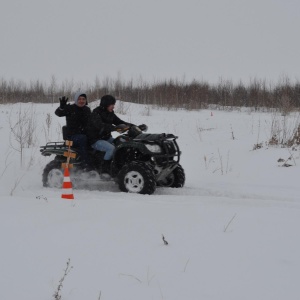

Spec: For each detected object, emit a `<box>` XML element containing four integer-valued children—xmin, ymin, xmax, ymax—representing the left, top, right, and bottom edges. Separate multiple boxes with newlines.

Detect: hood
<box><xmin>74</xmin><ymin>91</ymin><xmax>87</xmax><ymax>105</ymax></box>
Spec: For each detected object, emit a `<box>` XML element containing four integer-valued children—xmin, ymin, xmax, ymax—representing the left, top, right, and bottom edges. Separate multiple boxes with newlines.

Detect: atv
<box><xmin>40</xmin><ymin>125</ymin><xmax>185</xmax><ymax>194</ymax></box>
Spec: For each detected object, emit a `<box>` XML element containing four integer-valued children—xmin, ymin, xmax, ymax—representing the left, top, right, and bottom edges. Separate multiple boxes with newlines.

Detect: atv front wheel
<box><xmin>118</xmin><ymin>162</ymin><xmax>156</xmax><ymax>194</ymax></box>
<box><xmin>42</xmin><ymin>160</ymin><xmax>64</xmax><ymax>188</ymax></box>
<box><xmin>157</xmin><ymin>164</ymin><xmax>185</xmax><ymax>188</ymax></box>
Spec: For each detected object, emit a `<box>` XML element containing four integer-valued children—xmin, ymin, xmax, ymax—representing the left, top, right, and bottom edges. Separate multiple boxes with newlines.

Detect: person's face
<box><xmin>107</xmin><ymin>104</ymin><xmax>115</xmax><ymax>112</ymax></box>
<box><xmin>77</xmin><ymin>96</ymin><xmax>87</xmax><ymax>107</ymax></box>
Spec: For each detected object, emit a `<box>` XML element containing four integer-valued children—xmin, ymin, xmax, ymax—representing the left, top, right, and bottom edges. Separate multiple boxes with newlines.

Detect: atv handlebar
<box><xmin>115</xmin><ymin>124</ymin><xmax>148</xmax><ymax>134</ymax></box>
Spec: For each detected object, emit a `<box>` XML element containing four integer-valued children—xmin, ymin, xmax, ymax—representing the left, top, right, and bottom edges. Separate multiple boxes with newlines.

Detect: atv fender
<box><xmin>115</xmin><ymin>142</ymin><xmax>154</xmax><ymax>155</ymax></box>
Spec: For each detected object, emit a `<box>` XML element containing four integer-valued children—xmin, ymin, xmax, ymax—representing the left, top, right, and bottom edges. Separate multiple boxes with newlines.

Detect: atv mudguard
<box><xmin>114</xmin><ymin>140</ymin><xmax>154</xmax><ymax>156</ymax></box>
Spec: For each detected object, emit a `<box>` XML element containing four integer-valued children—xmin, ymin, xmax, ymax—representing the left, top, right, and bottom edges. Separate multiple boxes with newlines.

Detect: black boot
<box><xmin>101</xmin><ymin>160</ymin><xmax>112</xmax><ymax>174</ymax></box>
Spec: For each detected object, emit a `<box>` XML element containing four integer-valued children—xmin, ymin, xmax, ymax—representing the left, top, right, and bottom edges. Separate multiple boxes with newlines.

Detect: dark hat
<box><xmin>100</xmin><ymin>95</ymin><xmax>116</xmax><ymax>108</ymax></box>
<box><xmin>79</xmin><ymin>93</ymin><xmax>87</xmax><ymax>99</ymax></box>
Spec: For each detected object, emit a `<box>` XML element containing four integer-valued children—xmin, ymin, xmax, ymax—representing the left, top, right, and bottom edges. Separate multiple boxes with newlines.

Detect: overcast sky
<box><xmin>1</xmin><ymin>0</ymin><xmax>300</xmax><ymax>85</ymax></box>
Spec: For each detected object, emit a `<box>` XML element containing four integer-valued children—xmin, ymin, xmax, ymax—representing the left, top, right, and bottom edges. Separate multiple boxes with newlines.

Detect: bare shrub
<box><xmin>212</xmin><ymin>149</ymin><xmax>231</xmax><ymax>174</ymax></box>
<box><xmin>44</xmin><ymin>112</ymin><xmax>52</xmax><ymax>141</ymax></box>
<box><xmin>56</xmin><ymin>123</ymin><xmax>63</xmax><ymax>141</ymax></box>
<box><xmin>268</xmin><ymin>112</ymin><xmax>300</xmax><ymax>147</ymax></box>
<box><xmin>279</xmin><ymin>94</ymin><xmax>293</xmax><ymax>116</ymax></box>
<box><xmin>141</xmin><ymin>105</ymin><xmax>151</xmax><ymax>116</ymax></box>
<box><xmin>253</xmin><ymin>142</ymin><xmax>263</xmax><ymax>150</ymax></box>
<box><xmin>48</xmin><ymin>75</ymin><xmax>57</xmax><ymax>105</ymax></box>
<box><xmin>8</xmin><ymin>105</ymin><xmax>37</xmax><ymax>166</ymax></box>
<box><xmin>286</xmin><ymin>125</ymin><xmax>300</xmax><ymax>147</ymax></box>
<box><xmin>115</xmin><ymin>100</ymin><xmax>130</xmax><ymax>115</ymax></box>
<box><xmin>277</xmin><ymin>149</ymin><xmax>296</xmax><ymax>167</ymax></box>
<box><xmin>26</xmin><ymin>148</ymin><xmax>38</xmax><ymax>170</ymax></box>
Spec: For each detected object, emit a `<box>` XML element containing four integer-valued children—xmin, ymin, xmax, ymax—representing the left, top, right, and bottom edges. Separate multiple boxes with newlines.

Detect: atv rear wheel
<box><xmin>158</xmin><ymin>164</ymin><xmax>185</xmax><ymax>188</ymax></box>
<box><xmin>42</xmin><ymin>159</ymin><xmax>64</xmax><ymax>188</ymax></box>
<box><xmin>118</xmin><ymin>161</ymin><xmax>156</xmax><ymax>194</ymax></box>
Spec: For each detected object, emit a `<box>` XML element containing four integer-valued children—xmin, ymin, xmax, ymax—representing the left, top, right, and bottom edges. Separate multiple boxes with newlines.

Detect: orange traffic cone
<box><xmin>61</xmin><ymin>168</ymin><xmax>74</xmax><ymax>200</ymax></box>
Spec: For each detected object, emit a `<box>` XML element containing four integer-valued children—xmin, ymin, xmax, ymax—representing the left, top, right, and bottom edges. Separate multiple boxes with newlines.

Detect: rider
<box><xmin>87</xmin><ymin>95</ymin><xmax>134</xmax><ymax>173</ymax></box>
<box><xmin>55</xmin><ymin>91</ymin><xmax>92</xmax><ymax>169</ymax></box>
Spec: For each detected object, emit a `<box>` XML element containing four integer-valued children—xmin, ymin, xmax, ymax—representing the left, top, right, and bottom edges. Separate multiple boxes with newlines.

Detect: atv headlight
<box><xmin>145</xmin><ymin>144</ymin><xmax>161</xmax><ymax>153</ymax></box>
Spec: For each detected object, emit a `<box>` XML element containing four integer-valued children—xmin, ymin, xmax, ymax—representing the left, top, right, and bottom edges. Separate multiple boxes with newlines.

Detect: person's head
<box><xmin>74</xmin><ymin>91</ymin><xmax>87</xmax><ymax>107</ymax></box>
<box><xmin>100</xmin><ymin>95</ymin><xmax>116</xmax><ymax>112</ymax></box>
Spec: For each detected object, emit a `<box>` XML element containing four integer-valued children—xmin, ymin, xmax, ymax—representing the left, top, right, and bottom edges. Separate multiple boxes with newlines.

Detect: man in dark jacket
<box><xmin>87</xmin><ymin>95</ymin><xmax>133</xmax><ymax>172</ymax></box>
<box><xmin>55</xmin><ymin>91</ymin><xmax>92</xmax><ymax>168</ymax></box>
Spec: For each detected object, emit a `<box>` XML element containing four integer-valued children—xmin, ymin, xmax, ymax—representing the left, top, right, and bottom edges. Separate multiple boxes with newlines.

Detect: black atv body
<box><xmin>40</xmin><ymin>126</ymin><xmax>185</xmax><ymax>194</ymax></box>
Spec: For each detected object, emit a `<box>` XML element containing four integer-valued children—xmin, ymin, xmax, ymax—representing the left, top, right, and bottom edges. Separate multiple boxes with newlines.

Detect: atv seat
<box><xmin>62</xmin><ymin>126</ymin><xmax>81</xmax><ymax>150</ymax></box>
<box><xmin>62</xmin><ymin>126</ymin><xmax>95</xmax><ymax>151</ymax></box>
<box><xmin>62</xmin><ymin>126</ymin><xmax>68</xmax><ymax>141</ymax></box>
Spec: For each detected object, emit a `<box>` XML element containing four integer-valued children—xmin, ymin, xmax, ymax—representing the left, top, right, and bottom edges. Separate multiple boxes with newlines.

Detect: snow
<box><xmin>0</xmin><ymin>101</ymin><xmax>300</xmax><ymax>300</ymax></box>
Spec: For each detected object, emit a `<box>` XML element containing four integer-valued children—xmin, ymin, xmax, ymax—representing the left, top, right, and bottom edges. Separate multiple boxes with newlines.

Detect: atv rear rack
<box><xmin>40</xmin><ymin>141</ymin><xmax>73</xmax><ymax>156</ymax></box>
<box><xmin>40</xmin><ymin>141</ymin><xmax>67</xmax><ymax>151</ymax></box>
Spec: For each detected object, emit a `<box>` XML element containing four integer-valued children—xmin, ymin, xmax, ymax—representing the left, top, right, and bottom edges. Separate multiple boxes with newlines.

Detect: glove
<box><xmin>59</xmin><ymin>96</ymin><xmax>68</xmax><ymax>109</ymax></box>
<box><xmin>138</xmin><ymin>124</ymin><xmax>148</xmax><ymax>132</ymax></box>
<box><xmin>114</xmin><ymin>124</ymin><xmax>130</xmax><ymax>133</ymax></box>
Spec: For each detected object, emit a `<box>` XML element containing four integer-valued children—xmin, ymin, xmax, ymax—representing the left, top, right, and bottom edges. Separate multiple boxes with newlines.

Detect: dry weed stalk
<box><xmin>162</xmin><ymin>234</ymin><xmax>169</xmax><ymax>245</ymax></box>
<box><xmin>97</xmin><ymin>291</ymin><xmax>102</xmax><ymax>300</ymax></box>
<box><xmin>147</xmin><ymin>267</ymin><xmax>155</xmax><ymax>286</ymax></box>
<box><xmin>53</xmin><ymin>258</ymin><xmax>73</xmax><ymax>300</ymax></box>
<box><xmin>0</xmin><ymin>151</ymin><xmax>12</xmax><ymax>179</ymax></box>
<box><xmin>224</xmin><ymin>213</ymin><xmax>237</xmax><ymax>232</ymax></box>
<box><xmin>119</xmin><ymin>273</ymin><xmax>142</xmax><ymax>283</ymax></box>
<box><xmin>183</xmin><ymin>258</ymin><xmax>190</xmax><ymax>272</ymax></box>
<box><xmin>10</xmin><ymin>173</ymin><xmax>25</xmax><ymax>196</ymax></box>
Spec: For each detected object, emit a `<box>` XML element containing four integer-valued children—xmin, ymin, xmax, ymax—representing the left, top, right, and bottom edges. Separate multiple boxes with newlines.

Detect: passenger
<box><xmin>55</xmin><ymin>91</ymin><xmax>92</xmax><ymax>170</ymax></box>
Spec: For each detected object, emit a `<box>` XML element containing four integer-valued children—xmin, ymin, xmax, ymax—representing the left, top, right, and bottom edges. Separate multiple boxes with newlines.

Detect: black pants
<box><xmin>70</xmin><ymin>134</ymin><xmax>90</xmax><ymax>166</ymax></box>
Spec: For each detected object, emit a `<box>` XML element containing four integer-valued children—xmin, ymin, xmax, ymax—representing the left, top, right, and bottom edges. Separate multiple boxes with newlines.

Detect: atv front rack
<box><xmin>133</xmin><ymin>133</ymin><xmax>177</xmax><ymax>141</ymax></box>
<box><xmin>134</xmin><ymin>133</ymin><xmax>181</xmax><ymax>166</ymax></box>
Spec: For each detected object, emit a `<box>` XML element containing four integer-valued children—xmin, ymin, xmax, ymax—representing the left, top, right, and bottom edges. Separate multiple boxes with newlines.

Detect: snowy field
<box><xmin>0</xmin><ymin>101</ymin><xmax>300</xmax><ymax>300</ymax></box>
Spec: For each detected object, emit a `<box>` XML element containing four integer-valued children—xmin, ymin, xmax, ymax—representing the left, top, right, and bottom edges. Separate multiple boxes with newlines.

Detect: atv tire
<box><xmin>42</xmin><ymin>159</ymin><xmax>64</xmax><ymax>188</ymax></box>
<box><xmin>118</xmin><ymin>161</ymin><xmax>156</xmax><ymax>194</ymax></box>
<box><xmin>158</xmin><ymin>164</ymin><xmax>185</xmax><ymax>188</ymax></box>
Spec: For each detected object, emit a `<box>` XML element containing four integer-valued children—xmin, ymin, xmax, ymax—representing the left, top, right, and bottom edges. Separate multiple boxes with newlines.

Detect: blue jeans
<box><xmin>92</xmin><ymin>137</ymin><xmax>115</xmax><ymax>160</ymax></box>
<box><xmin>70</xmin><ymin>134</ymin><xmax>90</xmax><ymax>165</ymax></box>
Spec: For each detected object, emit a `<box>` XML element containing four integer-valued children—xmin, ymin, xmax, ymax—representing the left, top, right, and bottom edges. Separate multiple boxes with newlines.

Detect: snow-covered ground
<box><xmin>0</xmin><ymin>101</ymin><xmax>299</xmax><ymax>300</ymax></box>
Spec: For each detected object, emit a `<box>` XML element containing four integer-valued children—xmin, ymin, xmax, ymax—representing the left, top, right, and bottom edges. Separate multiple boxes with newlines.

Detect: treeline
<box><xmin>1</xmin><ymin>76</ymin><xmax>300</xmax><ymax>112</ymax></box>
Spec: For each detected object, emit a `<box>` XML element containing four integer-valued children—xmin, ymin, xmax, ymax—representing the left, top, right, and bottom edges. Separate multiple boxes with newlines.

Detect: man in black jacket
<box><xmin>87</xmin><ymin>95</ymin><xmax>133</xmax><ymax>172</ymax></box>
<box><xmin>55</xmin><ymin>91</ymin><xmax>92</xmax><ymax>168</ymax></box>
